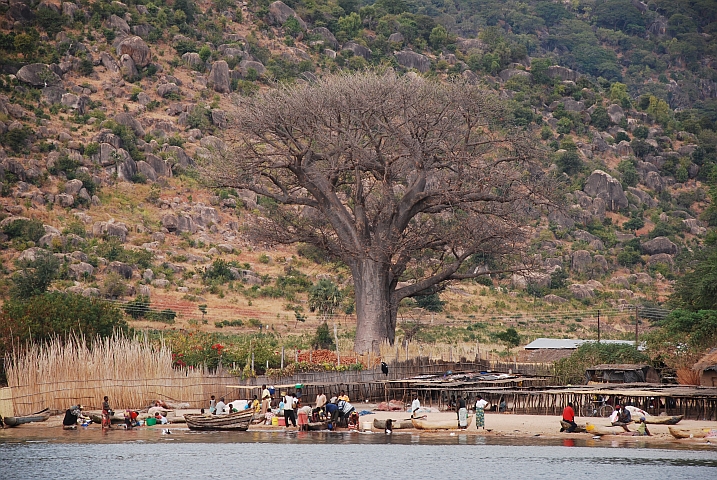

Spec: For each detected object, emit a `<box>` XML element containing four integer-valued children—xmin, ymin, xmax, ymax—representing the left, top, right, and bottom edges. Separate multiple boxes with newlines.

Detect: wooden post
<box><xmin>281</xmin><ymin>347</ymin><xmax>284</xmax><ymax>369</ymax></box>
<box><xmin>635</xmin><ymin>306</ymin><xmax>639</xmax><ymax>345</ymax></box>
<box><xmin>597</xmin><ymin>310</ymin><xmax>600</xmax><ymax>343</ymax></box>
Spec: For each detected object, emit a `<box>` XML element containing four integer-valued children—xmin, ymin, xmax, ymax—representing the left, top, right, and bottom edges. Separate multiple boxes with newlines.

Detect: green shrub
<box><xmin>1</xmin><ymin>127</ymin><xmax>32</xmax><ymax>153</ymax></box>
<box><xmin>124</xmin><ymin>295</ymin><xmax>150</xmax><ymax>319</ymax></box>
<box><xmin>2</xmin><ymin>218</ymin><xmax>46</xmax><ymax>244</ymax></box>
<box><xmin>0</xmin><ymin>292</ymin><xmax>127</xmax><ymax>344</ymax></box>
<box><xmin>10</xmin><ymin>251</ymin><xmax>61</xmax><ymax>299</ymax></box>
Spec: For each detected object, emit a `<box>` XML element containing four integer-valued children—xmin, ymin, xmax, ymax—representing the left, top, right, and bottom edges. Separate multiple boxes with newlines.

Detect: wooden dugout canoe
<box><xmin>374</xmin><ymin>418</ymin><xmax>414</xmax><ymax>430</ymax></box>
<box><xmin>412</xmin><ymin>415</ymin><xmax>473</xmax><ymax>430</ymax></box>
<box><xmin>184</xmin><ymin>410</ymin><xmax>254</xmax><ymax>431</ymax></box>
<box><xmin>3</xmin><ymin>408</ymin><xmax>51</xmax><ymax>427</ymax></box>
<box><xmin>585</xmin><ymin>423</ymin><xmax>629</xmax><ymax>436</ymax></box>
<box><xmin>642</xmin><ymin>415</ymin><xmax>683</xmax><ymax>425</ymax></box>
<box><xmin>668</xmin><ymin>426</ymin><xmax>715</xmax><ymax>439</ymax></box>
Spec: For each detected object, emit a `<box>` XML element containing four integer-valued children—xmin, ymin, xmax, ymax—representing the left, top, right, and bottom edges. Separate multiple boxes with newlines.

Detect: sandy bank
<box><xmin>4</xmin><ymin>409</ymin><xmax>716</xmax><ymax>448</ymax></box>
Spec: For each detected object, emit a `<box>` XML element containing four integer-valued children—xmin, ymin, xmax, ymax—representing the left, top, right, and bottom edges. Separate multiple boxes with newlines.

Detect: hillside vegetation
<box><xmin>1</xmin><ymin>0</ymin><xmax>716</xmax><ymax>372</ymax></box>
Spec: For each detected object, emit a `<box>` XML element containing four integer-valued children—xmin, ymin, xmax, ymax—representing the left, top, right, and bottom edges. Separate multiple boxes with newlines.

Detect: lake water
<box><xmin>1</xmin><ymin>429</ymin><xmax>716</xmax><ymax>479</ymax></box>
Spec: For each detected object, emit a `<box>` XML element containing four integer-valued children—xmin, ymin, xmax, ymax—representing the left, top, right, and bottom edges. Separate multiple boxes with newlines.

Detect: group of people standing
<box><xmin>411</xmin><ymin>393</ymin><xmax>490</xmax><ymax>429</ymax></box>
<box><xmin>207</xmin><ymin>386</ymin><xmax>357</xmax><ymax>430</ymax></box>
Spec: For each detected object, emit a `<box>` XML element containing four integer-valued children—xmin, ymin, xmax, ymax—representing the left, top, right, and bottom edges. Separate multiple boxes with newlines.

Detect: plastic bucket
<box><xmin>145</xmin><ymin>417</ymin><xmax>157</xmax><ymax>426</ymax></box>
<box><xmin>362</xmin><ymin>421</ymin><xmax>372</xmax><ymax>432</ymax></box>
<box><xmin>277</xmin><ymin>417</ymin><xmax>286</xmax><ymax>426</ymax></box>
<box><xmin>271</xmin><ymin>416</ymin><xmax>278</xmax><ymax>426</ymax></box>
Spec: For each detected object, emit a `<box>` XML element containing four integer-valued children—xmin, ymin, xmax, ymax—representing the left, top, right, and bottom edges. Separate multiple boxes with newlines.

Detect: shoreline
<box><xmin>3</xmin><ymin>410</ymin><xmax>716</xmax><ymax>448</ymax></box>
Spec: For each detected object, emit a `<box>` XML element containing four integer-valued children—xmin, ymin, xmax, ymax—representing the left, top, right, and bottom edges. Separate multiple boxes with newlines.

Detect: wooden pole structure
<box><xmin>635</xmin><ymin>306</ymin><xmax>639</xmax><ymax>345</ymax></box>
<box><xmin>281</xmin><ymin>347</ymin><xmax>284</xmax><ymax>370</ymax></box>
<box><xmin>597</xmin><ymin>309</ymin><xmax>600</xmax><ymax>343</ymax></box>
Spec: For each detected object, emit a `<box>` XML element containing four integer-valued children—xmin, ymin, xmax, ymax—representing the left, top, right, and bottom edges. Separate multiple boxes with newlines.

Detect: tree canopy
<box><xmin>202</xmin><ymin>72</ymin><xmax>554</xmax><ymax>352</ymax></box>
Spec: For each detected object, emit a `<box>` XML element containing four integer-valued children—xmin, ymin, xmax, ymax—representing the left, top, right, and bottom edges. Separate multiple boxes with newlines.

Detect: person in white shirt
<box><xmin>215</xmin><ymin>397</ymin><xmax>227</xmax><ymax>415</ymax></box>
<box><xmin>283</xmin><ymin>392</ymin><xmax>297</xmax><ymax>427</ymax></box>
<box><xmin>313</xmin><ymin>390</ymin><xmax>327</xmax><ymax>419</ymax></box>
<box><xmin>411</xmin><ymin>394</ymin><xmax>421</xmax><ymax>413</ymax></box>
<box><xmin>475</xmin><ymin>396</ymin><xmax>489</xmax><ymax>429</ymax></box>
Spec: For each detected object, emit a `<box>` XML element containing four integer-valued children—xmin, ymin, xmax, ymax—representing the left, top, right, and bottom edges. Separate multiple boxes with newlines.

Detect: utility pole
<box><xmin>597</xmin><ymin>310</ymin><xmax>601</xmax><ymax>343</ymax></box>
<box><xmin>635</xmin><ymin>306</ymin><xmax>639</xmax><ymax>345</ymax></box>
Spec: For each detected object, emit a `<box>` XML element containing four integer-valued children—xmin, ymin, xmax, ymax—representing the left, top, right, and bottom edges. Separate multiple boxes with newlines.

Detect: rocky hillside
<box><xmin>0</xmin><ymin>0</ymin><xmax>715</xmax><ymax>340</ymax></box>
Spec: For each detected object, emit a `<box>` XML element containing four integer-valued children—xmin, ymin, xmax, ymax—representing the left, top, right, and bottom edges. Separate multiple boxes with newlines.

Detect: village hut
<box><xmin>693</xmin><ymin>349</ymin><xmax>717</xmax><ymax>387</ymax></box>
<box><xmin>585</xmin><ymin>364</ymin><xmax>660</xmax><ymax>384</ymax></box>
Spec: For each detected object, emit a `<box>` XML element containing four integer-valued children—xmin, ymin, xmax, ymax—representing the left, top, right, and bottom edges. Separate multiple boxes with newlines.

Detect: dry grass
<box><xmin>4</xmin><ymin>336</ymin><xmax>236</xmax><ymax>415</ymax></box>
<box><xmin>676</xmin><ymin>367</ymin><xmax>702</xmax><ymax>386</ymax></box>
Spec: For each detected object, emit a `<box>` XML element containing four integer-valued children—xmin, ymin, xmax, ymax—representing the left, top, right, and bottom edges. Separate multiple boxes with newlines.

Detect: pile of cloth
<box><xmin>376</xmin><ymin>400</ymin><xmax>405</xmax><ymax>411</ymax></box>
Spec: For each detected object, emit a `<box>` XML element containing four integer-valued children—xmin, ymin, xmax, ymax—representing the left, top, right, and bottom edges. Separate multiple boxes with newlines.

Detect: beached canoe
<box><xmin>668</xmin><ymin>426</ymin><xmax>715</xmax><ymax>439</ymax></box>
<box><xmin>91</xmin><ymin>413</ymin><xmax>127</xmax><ymax>425</ymax></box>
<box><xmin>184</xmin><ymin>410</ymin><xmax>254</xmax><ymax>431</ymax></box>
<box><xmin>412</xmin><ymin>415</ymin><xmax>473</xmax><ymax>430</ymax></box>
<box><xmin>642</xmin><ymin>415</ymin><xmax>683</xmax><ymax>425</ymax></box>
<box><xmin>559</xmin><ymin>420</ymin><xmax>587</xmax><ymax>433</ymax></box>
<box><xmin>585</xmin><ymin>423</ymin><xmax>628</xmax><ymax>436</ymax></box>
<box><xmin>3</xmin><ymin>408</ymin><xmax>51</xmax><ymax>427</ymax></box>
<box><xmin>373</xmin><ymin>418</ymin><xmax>414</xmax><ymax>430</ymax></box>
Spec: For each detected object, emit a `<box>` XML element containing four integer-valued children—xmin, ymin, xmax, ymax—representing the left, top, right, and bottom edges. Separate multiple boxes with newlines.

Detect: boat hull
<box><xmin>184</xmin><ymin>411</ymin><xmax>253</xmax><ymax>431</ymax></box>
<box><xmin>373</xmin><ymin>418</ymin><xmax>413</xmax><ymax>430</ymax></box>
<box><xmin>642</xmin><ymin>415</ymin><xmax>683</xmax><ymax>425</ymax></box>
<box><xmin>585</xmin><ymin>423</ymin><xmax>627</xmax><ymax>436</ymax></box>
<box><xmin>668</xmin><ymin>426</ymin><xmax>713</xmax><ymax>439</ymax></box>
<box><xmin>3</xmin><ymin>408</ymin><xmax>51</xmax><ymax>427</ymax></box>
<box><xmin>412</xmin><ymin>416</ymin><xmax>473</xmax><ymax>430</ymax></box>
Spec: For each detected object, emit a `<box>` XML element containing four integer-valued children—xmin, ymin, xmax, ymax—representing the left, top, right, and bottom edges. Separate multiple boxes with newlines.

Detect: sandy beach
<box><xmin>5</xmin><ymin>407</ymin><xmax>716</xmax><ymax>448</ymax></box>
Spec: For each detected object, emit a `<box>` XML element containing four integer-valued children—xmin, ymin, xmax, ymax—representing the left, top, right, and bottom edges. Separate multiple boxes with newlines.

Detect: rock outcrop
<box><xmin>267</xmin><ymin>1</ymin><xmax>306</xmax><ymax>29</ymax></box>
<box><xmin>209</xmin><ymin>61</ymin><xmax>231</xmax><ymax>94</ymax></box>
<box><xmin>583</xmin><ymin>170</ymin><xmax>628</xmax><ymax>211</ymax></box>
<box><xmin>394</xmin><ymin>51</ymin><xmax>431</xmax><ymax>72</ymax></box>
<box><xmin>16</xmin><ymin>64</ymin><xmax>62</xmax><ymax>87</ymax></box>
<box><xmin>116</xmin><ymin>36</ymin><xmax>151</xmax><ymax>68</ymax></box>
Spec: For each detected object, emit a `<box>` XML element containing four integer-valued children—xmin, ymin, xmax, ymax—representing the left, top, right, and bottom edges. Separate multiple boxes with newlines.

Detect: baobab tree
<box><xmin>202</xmin><ymin>72</ymin><xmax>555</xmax><ymax>352</ymax></box>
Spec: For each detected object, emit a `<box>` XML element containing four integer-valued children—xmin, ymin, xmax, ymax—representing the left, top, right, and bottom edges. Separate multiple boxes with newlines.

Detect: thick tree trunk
<box><xmin>351</xmin><ymin>258</ymin><xmax>396</xmax><ymax>353</ymax></box>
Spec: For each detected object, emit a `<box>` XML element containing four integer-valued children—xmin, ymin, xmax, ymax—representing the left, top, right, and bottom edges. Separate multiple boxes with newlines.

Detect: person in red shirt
<box><xmin>561</xmin><ymin>402</ymin><xmax>577</xmax><ymax>433</ymax></box>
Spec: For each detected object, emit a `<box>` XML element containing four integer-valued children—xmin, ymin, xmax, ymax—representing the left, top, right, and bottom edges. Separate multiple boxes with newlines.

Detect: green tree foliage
<box><xmin>590</xmin><ymin>106</ymin><xmax>611</xmax><ymax>130</ymax></box>
<box><xmin>284</xmin><ymin>16</ymin><xmax>303</xmax><ymax>37</ymax></box>
<box><xmin>202</xmin><ymin>259</ymin><xmax>235</xmax><ymax>283</ymax></box>
<box><xmin>429</xmin><ymin>24</ymin><xmax>448</xmax><ymax>49</ymax></box>
<box><xmin>198</xmin><ymin>45</ymin><xmax>211</xmax><ymax>63</ymax></box>
<box><xmin>312</xmin><ymin>322</ymin><xmax>336</xmax><ymax>350</ymax></box>
<box><xmin>10</xmin><ymin>251</ymin><xmax>61</xmax><ymax>299</ymax></box>
<box><xmin>308</xmin><ymin>279</ymin><xmax>343</xmax><ymax>318</ymax></box>
<box><xmin>124</xmin><ymin>295</ymin><xmax>150</xmax><ymax>319</ymax></box>
<box><xmin>338</xmin><ymin>12</ymin><xmax>362</xmax><ymax>38</ymax></box>
<box><xmin>414</xmin><ymin>292</ymin><xmax>445</xmax><ymax>312</ymax></box>
<box><xmin>2</xmin><ymin>218</ymin><xmax>46</xmax><ymax>244</ymax></box>
<box><xmin>593</xmin><ymin>0</ymin><xmax>645</xmax><ymax>34</ymax></box>
<box><xmin>617</xmin><ymin>246</ymin><xmax>643</xmax><ymax>266</ymax></box>
<box><xmin>644</xmin><ymin>309</ymin><xmax>717</xmax><ymax>370</ymax></box>
<box><xmin>618</xmin><ymin>159</ymin><xmax>639</xmax><ymax>187</ymax></box>
<box><xmin>670</xmin><ymin>245</ymin><xmax>717</xmax><ymax>311</ymax></box>
<box><xmin>534</xmin><ymin>1</ymin><xmax>570</xmax><ymax>27</ymax></box>
<box><xmin>556</xmin><ymin>150</ymin><xmax>582</xmax><ymax>174</ymax></box>
<box><xmin>0</xmin><ymin>293</ymin><xmax>128</xmax><ymax>345</ymax></box>
<box><xmin>495</xmin><ymin>327</ymin><xmax>520</xmax><ymax>348</ymax></box>
<box><xmin>554</xmin><ymin>343</ymin><xmax>649</xmax><ymax>384</ymax></box>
